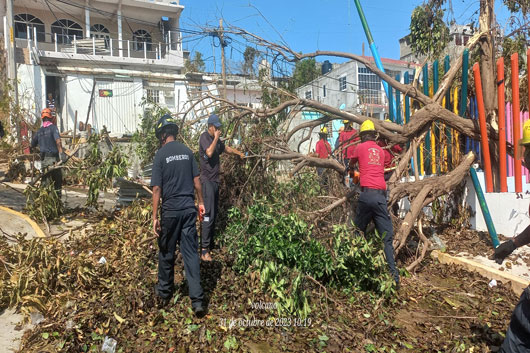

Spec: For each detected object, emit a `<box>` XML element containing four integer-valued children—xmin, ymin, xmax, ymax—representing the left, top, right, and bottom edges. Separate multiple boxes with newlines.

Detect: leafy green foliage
<box><xmin>222</xmin><ymin>187</ymin><xmax>395</xmax><ymax>318</ymax></box>
<box><xmin>184</xmin><ymin>51</ymin><xmax>206</xmax><ymax>73</ymax></box>
<box><xmin>409</xmin><ymin>4</ymin><xmax>450</xmax><ymax>58</ymax></box>
<box><xmin>65</xmin><ymin>133</ymin><xmax>128</xmax><ymax>208</ymax></box>
<box><xmin>291</xmin><ymin>58</ymin><xmax>320</xmax><ymax>89</ymax></box>
<box><xmin>24</xmin><ymin>183</ymin><xmax>63</xmax><ymax>222</ymax></box>
<box><xmin>131</xmin><ymin>102</ymin><xmax>170</xmax><ymax>167</ymax></box>
<box><xmin>503</xmin><ymin>0</ymin><xmax>530</xmax><ymax>16</ymax></box>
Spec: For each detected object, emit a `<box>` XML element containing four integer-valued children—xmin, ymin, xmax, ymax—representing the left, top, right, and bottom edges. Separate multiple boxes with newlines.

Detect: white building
<box><xmin>1</xmin><ymin>0</ymin><xmax>269</xmax><ymax>137</ymax></box>
<box><xmin>293</xmin><ymin>57</ymin><xmax>417</xmax><ymax>153</ymax></box>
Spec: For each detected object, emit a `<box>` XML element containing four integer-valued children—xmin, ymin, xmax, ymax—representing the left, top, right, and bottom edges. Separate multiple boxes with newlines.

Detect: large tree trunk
<box><xmin>479</xmin><ymin>0</ymin><xmax>498</xmax><ymax>189</ymax></box>
<box><xmin>479</xmin><ymin>0</ymin><xmax>496</xmax><ymax>120</ymax></box>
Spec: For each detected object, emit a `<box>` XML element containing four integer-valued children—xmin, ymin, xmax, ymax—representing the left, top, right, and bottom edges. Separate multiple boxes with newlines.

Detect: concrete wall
<box><xmin>63</xmin><ymin>74</ymin><xmax>94</xmax><ymax>132</ymax></box>
<box><xmin>17</xmin><ymin>63</ymin><xmax>45</xmax><ymax>123</ymax></box>
<box><xmin>465</xmin><ymin>171</ymin><xmax>530</xmax><ymax>237</ymax></box>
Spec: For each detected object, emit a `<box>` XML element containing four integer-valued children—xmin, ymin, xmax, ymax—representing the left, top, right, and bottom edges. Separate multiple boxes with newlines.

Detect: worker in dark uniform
<box><xmin>199</xmin><ymin>114</ymin><xmax>244</xmax><ymax>262</ymax></box>
<box><xmin>31</xmin><ymin>108</ymin><xmax>66</xmax><ymax>195</ymax></box>
<box><xmin>151</xmin><ymin>114</ymin><xmax>205</xmax><ymax>316</ymax></box>
<box><xmin>494</xmin><ymin>119</ymin><xmax>530</xmax><ymax>353</ymax></box>
<box><xmin>349</xmin><ymin>119</ymin><xmax>400</xmax><ymax>286</ymax></box>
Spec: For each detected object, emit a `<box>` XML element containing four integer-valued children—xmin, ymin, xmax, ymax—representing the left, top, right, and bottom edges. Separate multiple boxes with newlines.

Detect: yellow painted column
<box><xmin>430</xmin><ymin>86</ymin><xmax>436</xmax><ymax>174</ymax></box>
<box><xmin>453</xmin><ymin>87</ymin><xmax>460</xmax><ymax>166</ymax></box>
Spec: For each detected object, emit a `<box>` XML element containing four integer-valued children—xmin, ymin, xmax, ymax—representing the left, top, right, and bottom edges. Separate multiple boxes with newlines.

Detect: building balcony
<box><xmin>8</xmin><ymin>26</ymin><xmax>184</xmax><ymax>70</ymax></box>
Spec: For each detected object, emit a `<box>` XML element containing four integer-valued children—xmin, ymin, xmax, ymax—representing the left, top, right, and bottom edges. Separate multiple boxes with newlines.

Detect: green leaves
<box><xmin>291</xmin><ymin>58</ymin><xmax>320</xmax><ymax>89</ymax></box>
<box><xmin>409</xmin><ymin>4</ymin><xmax>450</xmax><ymax>58</ymax></box>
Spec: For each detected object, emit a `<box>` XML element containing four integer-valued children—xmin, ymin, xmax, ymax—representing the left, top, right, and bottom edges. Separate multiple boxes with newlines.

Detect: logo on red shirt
<box><xmin>368</xmin><ymin>148</ymin><xmax>381</xmax><ymax>165</ymax></box>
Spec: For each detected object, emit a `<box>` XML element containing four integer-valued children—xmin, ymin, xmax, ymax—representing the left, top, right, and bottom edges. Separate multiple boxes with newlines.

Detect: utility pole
<box><xmin>6</xmin><ymin>0</ymin><xmax>20</xmax><ymax>142</ymax></box>
<box><xmin>219</xmin><ymin>18</ymin><xmax>227</xmax><ymax>100</ymax></box>
<box><xmin>6</xmin><ymin>0</ymin><xmax>17</xmax><ymax>103</ymax></box>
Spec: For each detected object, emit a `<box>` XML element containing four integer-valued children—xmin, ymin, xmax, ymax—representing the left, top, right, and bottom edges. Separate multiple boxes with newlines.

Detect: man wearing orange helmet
<box><xmin>31</xmin><ymin>108</ymin><xmax>66</xmax><ymax>195</ymax></box>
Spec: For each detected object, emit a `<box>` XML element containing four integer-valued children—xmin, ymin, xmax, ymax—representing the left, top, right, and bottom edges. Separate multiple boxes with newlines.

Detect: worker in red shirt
<box><xmin>315</xmin><ymin>127</ymin><xmax>331</xmax><ymax>185</ymax></box>
<box><xmin>339</xmin><ymin>120</ymin><xmax>359</xmax><ymax>167</ymax></box>
<box><xmin>349</xmin><ymin>119</ymin><xmax>399</xmax><ymax>287</ymax></box>
<box><xmin>377</xmin><ymin>120</ymin><xmax>403</xmax><ymax>181</ymax></box>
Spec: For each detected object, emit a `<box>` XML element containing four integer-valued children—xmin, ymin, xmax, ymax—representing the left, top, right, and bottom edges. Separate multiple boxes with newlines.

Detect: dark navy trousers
<box><xmin>201</xmin><ymin>180</ymin><xmax>219</xmax><ymax>250</ymax></box>
<box><xmin>354</xmin><ymin>189</ymin><xmax>399</xmax><ymax>283</ymax></box>
<box><xmin>500</xmin><ymin>286</ymin><xmax>530</xmax><ymax>353</ymax></box>
<box><xmin>157</xmin><ymin>208</ymin><xmax>203</xmax><ymax>308</ymax></box>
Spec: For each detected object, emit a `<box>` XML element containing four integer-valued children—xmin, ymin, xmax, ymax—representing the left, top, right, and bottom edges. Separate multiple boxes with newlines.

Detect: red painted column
<box><xmin>473</xmin><ymin>63</ymin><xmax>494</xmax><ymax>192</ymax></box>
<box><xmin>497</xmin><ymin>58</ymin><xmax>507</xmax><ymax>192</ymax></box>
<box><xmin>511</xmin><ymin>53</ymin><xmax>522</xmax><ymax>193</ymax></box>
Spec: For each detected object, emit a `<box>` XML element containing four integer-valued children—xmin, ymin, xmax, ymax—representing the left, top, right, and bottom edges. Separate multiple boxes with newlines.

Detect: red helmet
<box><xmin>41</xmin><ymin>108</ymin><xmax>53</xmax><ymax>120</ymax></box>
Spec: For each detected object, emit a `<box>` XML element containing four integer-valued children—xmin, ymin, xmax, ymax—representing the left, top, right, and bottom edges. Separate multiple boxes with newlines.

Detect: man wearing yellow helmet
<box><xmin>494</xmin><ymin>119</ymin><xmax>530</xmax><ymax>352</ymax></box>
<box><xmin>349</xmin><ymin>119</ymin><xmax>399</xmax><ymax>287</ymax></box>
<box><xmin>315</xmin><ymin>126</ymin><xmax>332</xmax><ymax>185</ymax></box>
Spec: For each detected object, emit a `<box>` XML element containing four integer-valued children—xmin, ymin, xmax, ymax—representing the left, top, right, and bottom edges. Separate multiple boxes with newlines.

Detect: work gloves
<box><xmin>494</xmin><ymin>240</ymin><xmax>517</xmax><ymax>264</ymax></box>
<box><xmin>60</xmin><ymin>152</ymin><xmax>68</xmax><ymax>163</ymax></box>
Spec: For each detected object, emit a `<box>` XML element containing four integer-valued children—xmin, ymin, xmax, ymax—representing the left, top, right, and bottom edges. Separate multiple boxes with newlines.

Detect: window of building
<box><xmin>90</xmin><ymin>24</ymin><xmax>110</xmax><ymax>48</ymax></box>
<box><xmin>454</xmin><ymin>33</ymin><xmax>462</xmax><ymax>46</ymax></box>
<box><xmin>358</xmin><ymin>67</ymin><xmax>382</xmax><ymax>105</ymax></box>
<box><xmin>305</xmin><ymin>90</ymin><xmax>312</xmax><ymax>99</ymax></box>
<box><xmin>323</xmin><ymin>84</ymin><xmax>326</xmax><ymax>97</ymax></box>
<box><xmin>51</xmin><ymin>19</ymin><xmax>83</xmax><ymax>44</ymax></box>
<box><xmin>91</xmin><ymin>24</ymin><xmax>110</xmax><ymax>39</ymax></box>
<box><xmin>463</xmin><ymin>35</ymin><xmax>470</xmax><ymax>45</ymax></box>
<box><xmin>133</xmin><ymin>29</ymin><xmax>152</xmax><ymax>51</ymax></box>
<box><xmin>385</xmin><ymin>69</ymin><xmax>402</xmax><ymax>82</ymax></box>
<box><xmin>14</xmin><ymin>14</ymin><xmax>45</xmax><ymax>42</ymax></box>
<box><xmin>339</xmin><ymin>76</ymin><xmax>347</xmax><ymax>91</ymax></box>
<box><xmin>146</xmin><ymin>89</ymin><xmax>160</xmax><ymax>103</ymax></box>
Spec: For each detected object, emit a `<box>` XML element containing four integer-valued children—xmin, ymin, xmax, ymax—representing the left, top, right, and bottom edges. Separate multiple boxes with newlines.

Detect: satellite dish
<box><xmin>339</xmin><ymin>103</ymin><xmax>346</xmax><ymax>110</ymax></box>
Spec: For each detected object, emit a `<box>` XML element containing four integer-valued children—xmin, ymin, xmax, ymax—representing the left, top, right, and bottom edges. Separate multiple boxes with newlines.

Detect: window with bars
<box><xmin>146</xmin><ymin>89</ymin><xmax>160</xmax><ymax>103</ymax></box>
<box><xmin>358</xmin><ymin>67</ymin><xmax>382</xmax><ymax>105</ymax></box>
<box><xmin>339</xmin><ymin>76</ymin><xmax>347</xmax><ymax>91</ymax></box>
<box><xmin>385</xmin><ymin>69</ymin><xmax>401</xmax><ymax>80</ymax></box>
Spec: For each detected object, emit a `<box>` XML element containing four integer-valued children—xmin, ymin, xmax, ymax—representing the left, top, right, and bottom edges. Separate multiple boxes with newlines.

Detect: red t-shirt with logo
<box><xmin>315</xmin><ymin>139</ymin><xmax>331</xmax><ymax>159</ymax></box>
<box><xmin>377</xmin><ymin>140</ymin><xmax>403</xmax><ymax>169</ymax></box>
<box><xmin>339</xmin><ymin>129</ymin><xmax>359</xmax><ymax>159</ymax></box>
<box><xmin>350</xmin><ymin>140</ymin><xmax>386</xmax><ymax>190</ymax></box>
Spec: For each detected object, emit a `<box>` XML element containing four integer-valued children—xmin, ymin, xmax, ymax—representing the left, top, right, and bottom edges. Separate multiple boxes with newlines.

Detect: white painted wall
<box><xmin>465</xmin><ymin>171</ymin><xmax>530</xmax><ymax>237</ymax></box>
<box><xmin>63</xmin><ymin>74</ymin><xmax>94</xmax><ymax>132</ymax></box>
<box><xmin>17</xmin><ymin>63</ymin><xmax>45</xmax><ymax>124</ymax></box>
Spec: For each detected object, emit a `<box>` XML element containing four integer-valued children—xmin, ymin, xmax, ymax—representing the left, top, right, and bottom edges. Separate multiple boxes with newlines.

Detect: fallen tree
<box><xmin>182</xmin><ymin>23</ymin><xmax>497</xmax><ymax>270</ymax></box>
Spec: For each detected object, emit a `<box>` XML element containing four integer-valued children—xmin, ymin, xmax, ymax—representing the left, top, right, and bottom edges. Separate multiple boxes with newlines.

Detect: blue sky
<box><xmin>179</xmin><ymin>0</ymin><xmax>511</xmax><ymax>73</ymax></box>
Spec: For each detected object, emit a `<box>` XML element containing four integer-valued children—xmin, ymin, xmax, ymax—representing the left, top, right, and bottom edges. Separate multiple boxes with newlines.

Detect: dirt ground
<box><xmin>0</xmin><ymin>177</ymin><xmax>522</xmax><ymax>352</ymax></box>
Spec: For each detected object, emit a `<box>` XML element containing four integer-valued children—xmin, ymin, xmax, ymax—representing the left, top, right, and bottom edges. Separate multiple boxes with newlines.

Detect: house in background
<box><xmin>399</xmin><ymin>23</ymin><xmax>476</xmax><ymax>63</ymax></box>
<box><xmin>293</xmin><ymin>57</ymin><xmax>417</xmax><ymax>154</ymax></box>
<box><xmin>1</xmin><ymin>0</ymin><xmax>190</xmax><ymax>136</ymax></box>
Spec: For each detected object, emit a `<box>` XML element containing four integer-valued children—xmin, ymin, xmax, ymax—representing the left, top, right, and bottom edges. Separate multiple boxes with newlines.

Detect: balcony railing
<box><xmin>12</xmin><ymin>25</ymin><xmax>183</xmax><ymax>63</ymax></box>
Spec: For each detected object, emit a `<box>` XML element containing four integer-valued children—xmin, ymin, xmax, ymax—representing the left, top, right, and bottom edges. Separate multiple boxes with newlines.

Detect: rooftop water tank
<box><xmin>322</xmin><ymin>60</ymin><xmax>332</xmax><ymax>75</ymax></box>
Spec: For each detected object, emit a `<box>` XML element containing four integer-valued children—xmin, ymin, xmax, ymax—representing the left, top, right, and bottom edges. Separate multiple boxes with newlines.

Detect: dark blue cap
<box><xmin>207</xmin><ymin>114</ymin><xmax>222</xmax><ymax>128</ymax></box>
